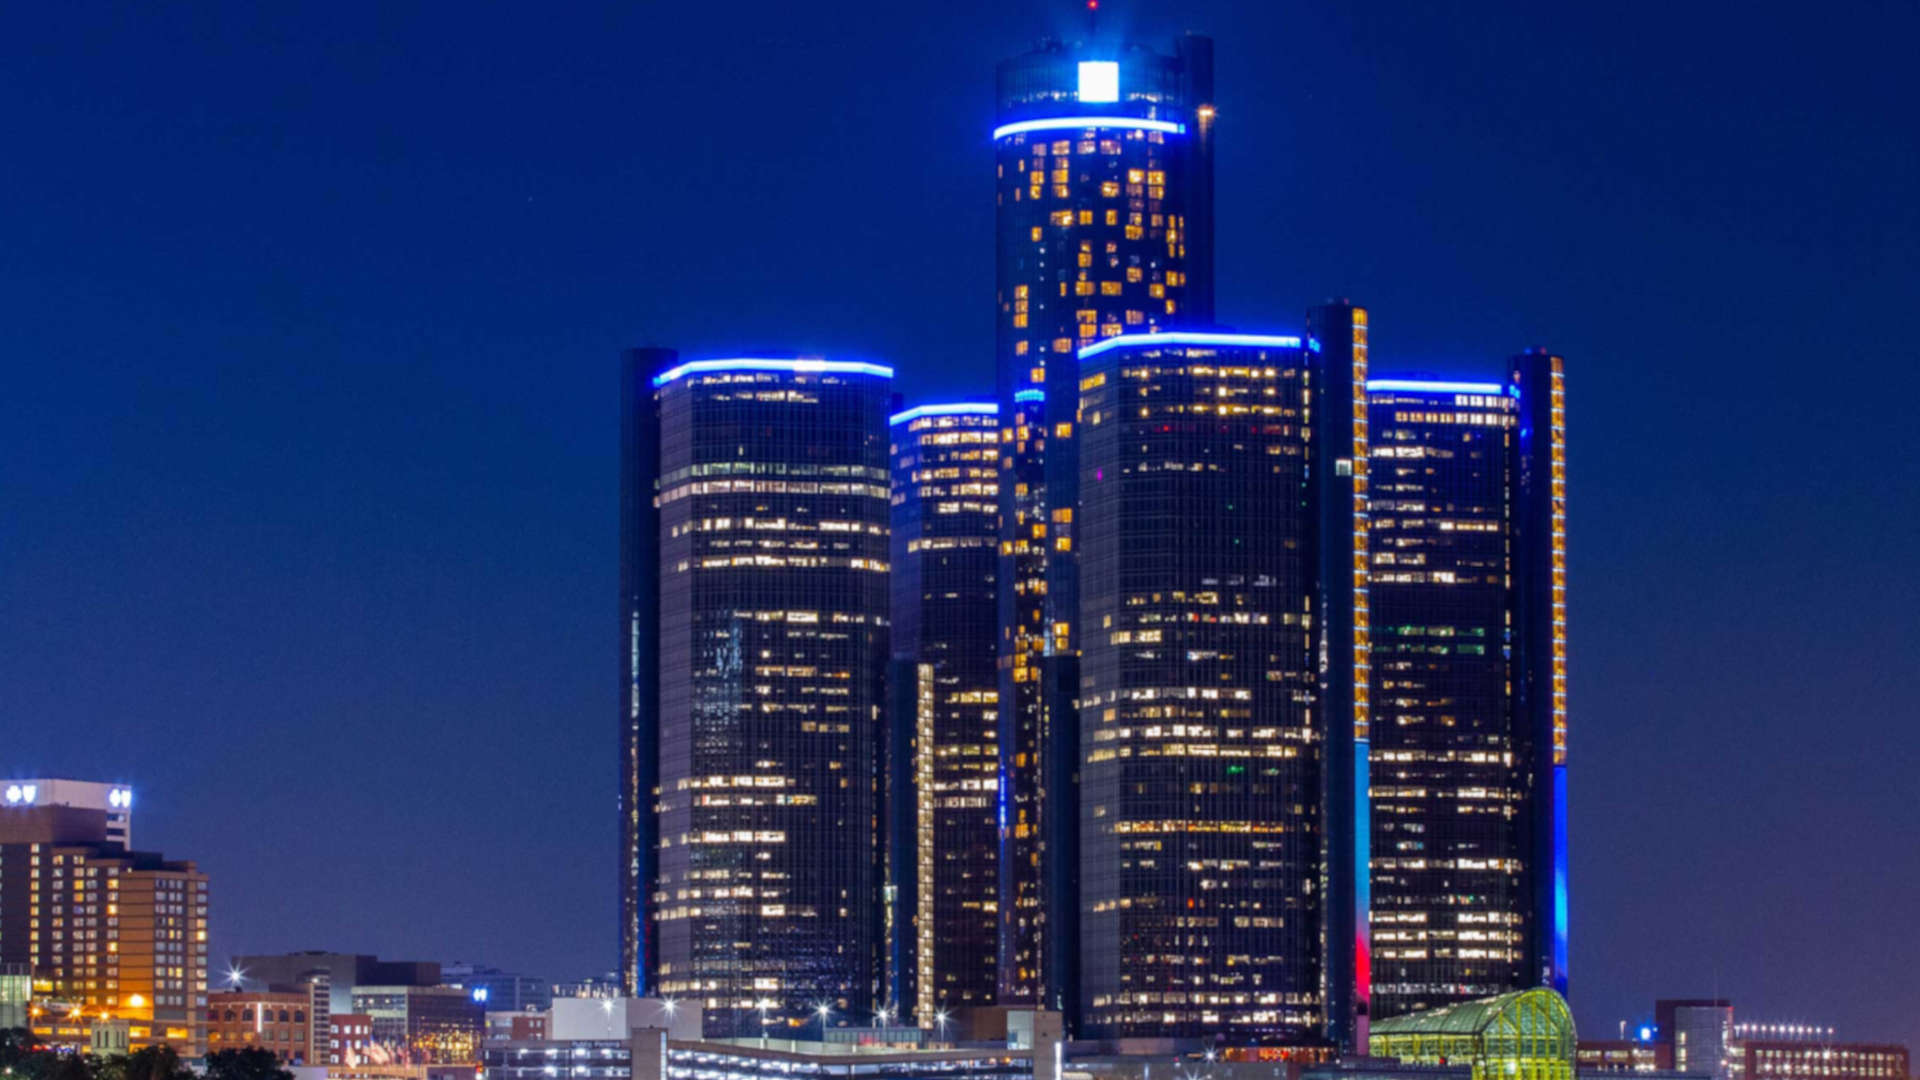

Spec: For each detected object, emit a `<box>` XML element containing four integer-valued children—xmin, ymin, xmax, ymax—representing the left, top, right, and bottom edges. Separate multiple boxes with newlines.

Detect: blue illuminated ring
<box><xmin>652</xmin><ymin>358</ymin><xmax>893</xmax><ymax>388</ymax></box>
<box><xmin>1078</xmin><ymin>331</ymin><xmax>1303</xmax><ymax>361</ymax></box>
<box><xmin>889</xmin><ymin>402</ymin><xmax>999</xmax><ymax>426</ymax></box>
<box><xmin>1365</xmin><ymin>379</ymin><xmax>1506</xmax><ymax>395</ymax></box>
<box><xmin>992</xmin><ymin>116</ymin><xmax>1186</xmax><ymax>140</ymax></box>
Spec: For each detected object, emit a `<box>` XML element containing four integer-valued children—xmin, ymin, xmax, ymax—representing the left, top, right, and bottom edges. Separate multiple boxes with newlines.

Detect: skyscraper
<box><xmin>1508</xmin><ymin>348</ymin><xmax>1569</xmax><ymax>999</ymax></box>
<box><xmin>621</xmin><ymin>352</ymin><xmax>894</xmax><ymax>1035</ymax></box>
<box><xmin>1307</xmin><ymin>302</ymin><xmax>1373</xmax><ymax>1052</ymax></box>
<box><xmin>1364</xmin><ymin>354</ymin><xmax>1567</xmax><ymax>1022</ymax></box>
<box><xmin>887</xmin><ymin>403</ymin><xmax>1002</xmax><ymax>1025</ymax></box>
<box><xmin>0</xmin><ymin>795</ymin><xmax>209</xmax><ymax>1056</ymax></box>
<box><xmin>992</xmin><ymin>31</ymin><xmax>1216</xmax><ymax>1016</ymax></box>
<box><xmin>1074</xmin><ymin>331</ymin><xmax>1324</xmax><ymax>1041</ymax></box>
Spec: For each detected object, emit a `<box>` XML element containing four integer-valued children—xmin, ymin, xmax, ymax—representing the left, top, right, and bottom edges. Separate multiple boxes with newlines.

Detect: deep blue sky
<box><xmin>3</xmin><ymin>0</ymin><xmax>1916</xmax><ymax>1048</ymax></box>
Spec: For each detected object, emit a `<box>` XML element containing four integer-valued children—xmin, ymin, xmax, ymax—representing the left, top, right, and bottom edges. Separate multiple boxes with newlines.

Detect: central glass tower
<box><xmin>991</xmin><ymin>32</ymin><xmax>1216</xmax><ymax>1018</ymax></box>
<box><xmin>1075</xmin><ymin>332</ymin><xmax>1324</xmax><ymax>1041</ymax></box>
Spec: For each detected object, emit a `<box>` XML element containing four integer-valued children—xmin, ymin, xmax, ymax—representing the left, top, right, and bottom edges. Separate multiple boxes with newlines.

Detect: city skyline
<box><xmin>3</xmin><ymin>0</ymin><xmax>1916</xmax><ymax>1056</ymax></box>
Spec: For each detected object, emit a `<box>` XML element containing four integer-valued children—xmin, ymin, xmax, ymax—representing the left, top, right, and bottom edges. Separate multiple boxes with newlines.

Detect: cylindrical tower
<box><xmin>991</xmin><ymin>32</ymin><xmax>1216</xmax><ymax>1020</ymax></box>
<box><xmin>642</xmin><ymin>356</ymin><xmax>893</xmax><ymax>1036</ymax></box>
<box><xmin>888</xmin><ymin>403</ymin><xmax>1003</xmax><ymax>1025</ymax></box>
<box><xmin>1075</xmin><ymin>331</ymin><xmax>1323</xmax><ymax>1042</ymax></box>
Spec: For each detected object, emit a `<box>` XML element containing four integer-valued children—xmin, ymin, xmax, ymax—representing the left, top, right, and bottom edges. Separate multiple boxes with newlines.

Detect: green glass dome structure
<box><xmin>1368</xmin><ymin>987</ymin><xmax>1577</xmax><ymax>1080</ymax></box>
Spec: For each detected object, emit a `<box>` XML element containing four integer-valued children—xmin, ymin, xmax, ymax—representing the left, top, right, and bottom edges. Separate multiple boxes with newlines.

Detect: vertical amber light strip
<box><xmin>914</xmin><ymin>662</ymin><xmax>937</xmax><ymax>1027</ymax></box>
<box><xmin>1542</xmin><ymin>353</ymin><xmax>1570</xmax><ymax>990</ymax></box>
<box><xmin>1549</xmin><ymin>356</ymin><xmax>1567</xmax><ymax>766</ymax></box>
<box><xmin>1350</xmin><ymin>310</ymin><xmax>1371</xmax><ymax>744</ymax></box>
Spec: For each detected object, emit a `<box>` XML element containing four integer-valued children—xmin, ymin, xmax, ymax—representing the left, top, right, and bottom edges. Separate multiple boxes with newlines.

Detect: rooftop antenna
<box><xmin>1085</xmin><ymin>0</ymin><xmax>1099</xmax><ymax>39</ymax></box>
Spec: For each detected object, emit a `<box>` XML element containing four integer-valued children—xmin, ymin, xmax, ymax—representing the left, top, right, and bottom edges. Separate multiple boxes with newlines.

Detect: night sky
<box><xmin>4</xmin><ymin>0</ymin><xmax>1916</xmax><ymax>1049</ymax></box>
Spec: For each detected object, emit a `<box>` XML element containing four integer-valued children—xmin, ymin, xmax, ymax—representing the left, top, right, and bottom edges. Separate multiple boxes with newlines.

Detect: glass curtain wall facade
<box><xmin>626</xmin><ymin>354</ymin><xmax>893</xmax><ymax>1036</ymax></box>
<box><xmin>888</xmin><ymin>404</ymin><xmax>1003</xmax><ymax>1025</ymax></box>
<box><xmin>1075</xmin><ymin>333</ymin><xmax>1322</xmax><ymax>1041</ymax></box>
<box><xmin>992</xmin><ymin>33</ymin><xmax>1215</xmax><ymax>1019</ymax></box>
<box><xmin>1367</xmin><ymin>379</ymin><xmax>1523</xmax><ymax>1017</ymax></box>
<box><xmin>1364</xmin><ymin>357</ymin><xmax>1567</xmax><ymax>1022</ymax></box>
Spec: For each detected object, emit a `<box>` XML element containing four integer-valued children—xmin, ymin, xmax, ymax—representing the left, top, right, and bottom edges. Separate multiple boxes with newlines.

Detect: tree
<box><xmin>44</xmin><ymin>1052</ymin><xmax>93</xmax><ymax>1080</ymax></box>
<box><xmin>203</xmin><ymin>1048</ymin><xmax>292</xmax><ymax>1080</ymax></box>
<box><xmin>115</xmin><ymin>1046</ymin><xmax>192</xmax><ymax>1080</ymax></box>
<box><xmin>1</xmin><ymin>1028</ymin><xmax>44</xmax><ymax>1070</ymax></box>
<box><xmin>0</xmin><ymin>1028</ymin><xmax>68</xmax><ymax>1080</ymax></box>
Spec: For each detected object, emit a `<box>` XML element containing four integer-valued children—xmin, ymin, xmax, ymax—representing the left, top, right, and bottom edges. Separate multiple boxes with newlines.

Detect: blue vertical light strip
<box><xmin>1353</xmin><ymin>740</ymin><xmax>1372</xmax><ymax>1014</ymax></box>
<box><xmin>1552</xmin><ymin>762</ymin><xmax>1570</xmax><ymax>993</ymax></box>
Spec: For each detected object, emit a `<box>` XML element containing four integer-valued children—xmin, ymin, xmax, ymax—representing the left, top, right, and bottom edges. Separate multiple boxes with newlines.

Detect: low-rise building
<box><xmin>484</xmin><ymin>1037</ymin><xmax>1030</xmax><ymax>1080</ymax></box>
<box><xmin>483</xmin><ymin>1000</ymin><xmax>1029</xmax><ymax>1080</ymax></box>
<box><xmin>353</xmin><ymin>985</ymin><xmax>484</xmax><ymax>1065</ymax></box>
<box><xmin>207</xmin><ymin>985</ymin><xmax>329</xmax><ymax>1064</ymax></box>
<box><xmin>487</xmin><ymin>1011</ymin><xmax>549</xmax><ymax>1044</ymax></box>
<box><xmin>551</xmin><ymin>999</ymin><xmax>699</xmax><ymax>1042</ymax></box>
<box><xmin>1730</xmin><ymin>1040</ymin><xmax>1908</xmax><ymax>1080</ymax></box>
<box><xmin>1610</xmin><ymin>1000</ymin><xmax>1909</xmax><ymax>1080</ymax></box>
<box><xmin>236</xmin><ymin>954</ymin><xmax>440</xmax><ymax>1017</ymax></box>
<box><xmin>551</xmin><ymin>975</ymin><xmax>621</xmax><ymax>1001</ymax></box>
<box><xmin>330</xmin><ymin>1012</ymin><xmax>376</xmax><ymax>1065</ymax></box>
<box><xmin>1579</xmin><ymin>1041</ymin><xmax>1666</xmax><ymax>1073</ymax></box>
<box><xmin>445</xmin><ymin>965</ymin><xmax>550</xmax><ymax>1013</ymax></box>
